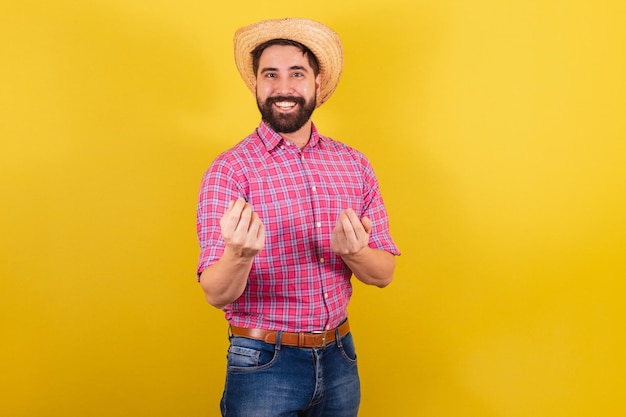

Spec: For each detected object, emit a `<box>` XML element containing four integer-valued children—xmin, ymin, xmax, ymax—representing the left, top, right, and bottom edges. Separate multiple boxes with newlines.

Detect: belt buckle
<box><xmin>312</xmin><ymin>330</ymin><xmax>328</xmax><ymax>347</ymax></box>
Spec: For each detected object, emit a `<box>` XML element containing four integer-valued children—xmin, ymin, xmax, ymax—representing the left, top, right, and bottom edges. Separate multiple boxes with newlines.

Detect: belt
<box><xmin>230</xmin><ymin>320</ymin><xmax>350</xmax><ymax>348</ymax></box>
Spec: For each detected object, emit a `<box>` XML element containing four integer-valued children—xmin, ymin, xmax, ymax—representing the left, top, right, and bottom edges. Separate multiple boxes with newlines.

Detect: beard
<box><xmin>256</xmin><ymin>94</ymin><xmax>316</xmax><ymax>134</ymax></box>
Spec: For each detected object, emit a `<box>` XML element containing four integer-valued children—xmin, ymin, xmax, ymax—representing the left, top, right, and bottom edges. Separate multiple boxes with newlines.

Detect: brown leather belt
<box><xmin>230</xmin><ymin>320</ymin><xmax>350</xmax><ymax>348</ymax></box>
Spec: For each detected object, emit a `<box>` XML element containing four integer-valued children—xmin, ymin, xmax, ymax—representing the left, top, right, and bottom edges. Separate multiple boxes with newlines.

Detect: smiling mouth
<box><xmin>274</xmin><ymin>101</ymin><xmax>297</xmax><ymax>111</ymax></box>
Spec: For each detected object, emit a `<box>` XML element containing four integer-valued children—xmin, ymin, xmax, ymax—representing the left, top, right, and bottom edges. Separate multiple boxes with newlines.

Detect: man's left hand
<box><xmin>331</xmin><ymin>208</ymin><xmax>372</xmax><ymax>256</ymax></box>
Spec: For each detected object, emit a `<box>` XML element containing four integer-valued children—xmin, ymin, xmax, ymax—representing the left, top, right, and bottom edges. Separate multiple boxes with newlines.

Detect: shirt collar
<box><xmin>256</xmin><ymin>120</ymin><xmax>326</xmax><ymax>151</ymax></box>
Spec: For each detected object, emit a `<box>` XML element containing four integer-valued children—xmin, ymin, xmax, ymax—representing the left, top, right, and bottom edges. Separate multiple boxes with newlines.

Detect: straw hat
<box><xmin>233</xmin><ymin>18</ymin><xmax>344</xmax><ymax>107</ymax></box>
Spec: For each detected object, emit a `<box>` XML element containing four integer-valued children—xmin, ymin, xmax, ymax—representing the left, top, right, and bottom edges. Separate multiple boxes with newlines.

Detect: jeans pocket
<box><xmin>226</xmin><ymin>337</ymin><xmax>278</xmax><ymax>372</ymax></box>
<box><xmin>338</xmin><ymin>332</ymin><xmax>358</xmax><ymax>363</ymax></box>
<box><xmin>227</xmin><ymin>345</ymin><xmax>260</xmax><ymax>367</ymax></box>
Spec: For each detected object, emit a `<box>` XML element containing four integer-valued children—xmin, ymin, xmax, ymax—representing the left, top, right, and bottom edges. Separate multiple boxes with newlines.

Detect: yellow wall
<box><xmin>1</xmin><ymin>0</ymin><xmax>625</xmax><ymax>416</ymax></box>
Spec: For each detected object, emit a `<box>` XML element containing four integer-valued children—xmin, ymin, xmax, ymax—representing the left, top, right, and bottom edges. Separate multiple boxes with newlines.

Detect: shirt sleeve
<box><xmin>359</xmin><ymin>153</ymin><xmax>401</xmax><ymax>256</ymax></box>
<box><xmin>196</xmin><ymin>153</ymin><xmax>244</xmax><ymax>279</ymax></box>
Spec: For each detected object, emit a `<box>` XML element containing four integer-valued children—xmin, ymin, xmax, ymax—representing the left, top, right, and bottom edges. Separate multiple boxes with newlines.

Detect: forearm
<box><xmin>199</xmin><ymin>247</ymin><xmax>254</xmax><ymax>309</ymax></box>
<box><xmin>341</xmin><ymin>247</ymin><xmax>396</xmax><ymax>288</ymax></box>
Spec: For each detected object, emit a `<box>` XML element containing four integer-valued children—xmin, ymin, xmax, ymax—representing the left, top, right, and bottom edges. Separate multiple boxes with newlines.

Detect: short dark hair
<box><xmin>251</xmin><ymin>39</ymin><xmax>320</xmax><ymax>77</ymax></box>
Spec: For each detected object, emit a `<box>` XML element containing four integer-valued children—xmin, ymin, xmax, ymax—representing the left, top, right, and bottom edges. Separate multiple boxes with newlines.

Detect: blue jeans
<box><xmin>220</xmin><ymin>329</ymin><xmax>361</xmax><ymax>417</ymax></box>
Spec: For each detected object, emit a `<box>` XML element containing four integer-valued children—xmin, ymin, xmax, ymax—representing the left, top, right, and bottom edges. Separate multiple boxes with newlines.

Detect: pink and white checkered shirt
<box><xmin>196</xmin><ymin>121</ymin><xmax>399</xmax><ymax>332</ymax></box>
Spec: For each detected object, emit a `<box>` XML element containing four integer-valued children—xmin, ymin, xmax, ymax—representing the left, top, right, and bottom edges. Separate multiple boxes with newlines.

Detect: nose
<box><xmin>277</xmin><ymin>77</ymin><xmax>294</xmax><ymax>95</ymax></box>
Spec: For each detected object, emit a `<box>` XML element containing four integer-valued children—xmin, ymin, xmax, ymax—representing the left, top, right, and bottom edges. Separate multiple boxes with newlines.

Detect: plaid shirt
<box><xmin>196</xmin><ymin>121</ymin><xmax>400</xmax><ymax>332</ymax></box>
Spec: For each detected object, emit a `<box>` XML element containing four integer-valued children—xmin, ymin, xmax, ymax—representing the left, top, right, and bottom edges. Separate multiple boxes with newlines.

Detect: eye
<box><xmin>292</xmin><ymin>72</ymin><xmax>303</xmax><ymax>78</ymax></box>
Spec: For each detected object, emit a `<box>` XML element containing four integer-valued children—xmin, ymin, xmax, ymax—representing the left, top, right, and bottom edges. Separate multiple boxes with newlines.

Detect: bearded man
<box><xmin>196</xmin><ymin>18</ymin><xmax>400</xmax><ymax>417</ymax></box>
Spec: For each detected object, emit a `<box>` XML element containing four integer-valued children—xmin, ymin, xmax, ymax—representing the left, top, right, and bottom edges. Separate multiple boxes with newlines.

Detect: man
<box><xmin>196</xmin><ymin>17</ymin><xmax>400</xmax><ymax>417</ymax></box>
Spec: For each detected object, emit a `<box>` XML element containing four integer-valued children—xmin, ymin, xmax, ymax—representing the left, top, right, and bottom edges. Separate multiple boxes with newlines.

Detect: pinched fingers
<box><xmin>331</xmin><ymin>208</ymin><xmax>371</xmax><ymax>255</ymax></box>
<box><xmin>220</xmin><ymin>198</ymin><xmax>265</xmax><ymax>256</ymax></box>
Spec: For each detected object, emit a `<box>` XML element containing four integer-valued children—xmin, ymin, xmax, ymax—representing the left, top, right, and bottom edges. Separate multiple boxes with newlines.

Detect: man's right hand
<box><xmin>219</xmin><ymin>197</ymin><xmax>265</xmax><ymax>258</ymax></box>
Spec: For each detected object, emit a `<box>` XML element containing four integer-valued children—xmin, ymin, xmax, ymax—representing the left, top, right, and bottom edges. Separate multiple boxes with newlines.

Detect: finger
<box><xmin>247</xmin><ymin>212</ymin><xmax>263</xmax><ymax>234</ymax></box>
<box><xmin>234</xmin><ymin>203</ymin><xmax>253</xmax><ymax>232</ymax></box>
<box><xmin>361</xmin><ymin>216</ymin><xmax>372</xmax><ymax>234</ymax></box>
<box><xmin>232</xmin><ymin>197</ymin><xmax>247</xmax><ymax>213</ymax></box>
<box><xmin>225</xmin><ymin>198</ymin><xmax>245</xmax><ymax>219</ymax></box>
<box><xmin>220</xmin><ymin>199</ymin><xmax>237</xmax><ymax>231</ymax></box>
<box><xmin>221</xmin><ymin>198</ymin><xmax>249</xmax><ymax>234</ymax></box>
<box><xmin>344</xmin><ymin>209</ymin><xmax>366</xmax><ymax>240</ymax></box>
<box><xmin>255</xmin><ymin>217</ymin><xmax>266</xmax><ymax>248</ymax></box>
<box><xmin>244</xmin><ymin>212</ymin><xmax>265</xmax><ymax>251</ymax></box>
<box><xmin>330</xmin><ymin>221</ymin><xmax>344</xmax><ymax>254</ymax></box>
<box><xmin>339</xmin><ymin>210</ymin><xmax>358</xmax><ymax>241</ymax></box>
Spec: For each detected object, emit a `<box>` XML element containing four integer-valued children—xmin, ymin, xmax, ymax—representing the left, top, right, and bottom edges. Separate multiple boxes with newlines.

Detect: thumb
<box><xmin>361</xmin><ymin>216</ymin><xmax>372</xmax><ymax>234</ymax></box>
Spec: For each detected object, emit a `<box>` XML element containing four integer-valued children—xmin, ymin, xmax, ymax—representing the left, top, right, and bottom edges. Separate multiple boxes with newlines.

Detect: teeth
<box><xmin>275</xmin><ymin>101</ymin><xmax>296</xmax><ymax>108</ymax></box>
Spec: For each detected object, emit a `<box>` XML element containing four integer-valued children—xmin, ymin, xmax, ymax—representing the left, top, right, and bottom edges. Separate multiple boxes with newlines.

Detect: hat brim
<box><xmin>234</xmin><ymin>18</ymin><xmax>344</xmax><ymax>107</ymax></box>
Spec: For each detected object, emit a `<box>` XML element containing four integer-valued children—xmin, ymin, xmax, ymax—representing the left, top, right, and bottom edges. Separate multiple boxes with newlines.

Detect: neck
<box><xmin>279</xmin><ymin>120</ymin><xmax>312</xmax><ymax>150</ymax></box>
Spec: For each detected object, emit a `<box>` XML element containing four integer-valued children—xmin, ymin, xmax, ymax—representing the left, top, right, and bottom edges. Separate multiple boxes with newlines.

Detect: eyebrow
<box><xmin>260</xmin><ymin>65</ymin><xmax>310</xmax><ymax>74</ymax></box>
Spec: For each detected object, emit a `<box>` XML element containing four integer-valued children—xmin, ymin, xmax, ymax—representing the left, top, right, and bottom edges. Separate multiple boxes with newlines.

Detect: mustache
<box><xmin>264</xmin><ymin>95</ymin><xmax>306</xmax><ymax>106</ymax></box>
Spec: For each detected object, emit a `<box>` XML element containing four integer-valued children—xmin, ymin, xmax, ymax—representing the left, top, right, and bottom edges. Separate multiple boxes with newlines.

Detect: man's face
<box><xmin>254</xmin><ymin>44</ymin><xmax>321</xmax><ymax>134</ymax></box>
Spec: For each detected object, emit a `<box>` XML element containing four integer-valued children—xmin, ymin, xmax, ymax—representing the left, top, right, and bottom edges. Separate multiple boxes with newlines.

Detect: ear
<box><xmin>315</xmin><ymin>74</ymin><xmax>321</xmax><ymax>96</ymax></box>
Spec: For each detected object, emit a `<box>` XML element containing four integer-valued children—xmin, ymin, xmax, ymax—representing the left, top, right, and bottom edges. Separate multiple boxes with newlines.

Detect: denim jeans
<box><xmin>220</xmin><ymin>329</ymin><xmax>360</xmax><ymax>417</ymax></box>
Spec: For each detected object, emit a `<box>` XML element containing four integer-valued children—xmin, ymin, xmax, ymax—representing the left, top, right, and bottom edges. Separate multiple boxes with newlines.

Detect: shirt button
<box><xmin>280</xmin><ymin>145</ymin><xmax>285</xmax><ymax>149</ymax></box>
<box><xmin>316</xmin><ymin>222</ymin><xmax>321</xmax><ymax>228</ymax></box>
<box><xmin>324</xmin><ymin>293</ymin><xmax>329</xmax><ymax>299</ymax></box>
<box><xmin>311</xmin><ymin>186</ymin><xmax>317</xmax><ymax>192</ymax></box>
<box><xmin>325</xmin><ymin>325</ymin><xmax>330</xmax><ymax>330</ymax></box>
<box><xmin>319</xmin><ymin>257</ymin><xmax>325</xmax><ymax>263</ymax></box>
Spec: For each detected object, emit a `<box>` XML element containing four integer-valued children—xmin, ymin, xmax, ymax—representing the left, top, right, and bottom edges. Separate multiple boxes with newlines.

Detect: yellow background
<box><xmin>1</xmin><ymin>0</ymin><xmax>625</xmax><ymax>416</ymax></box>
